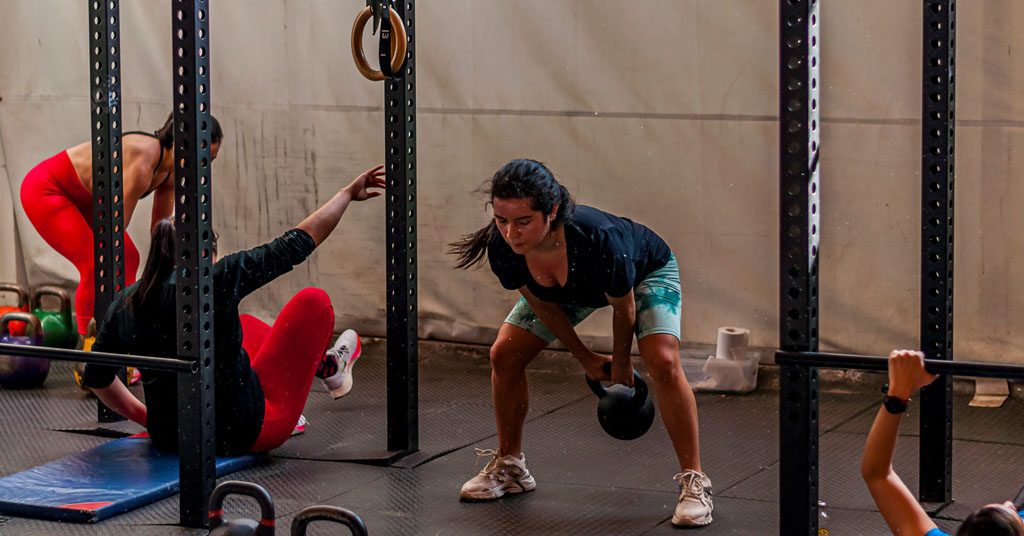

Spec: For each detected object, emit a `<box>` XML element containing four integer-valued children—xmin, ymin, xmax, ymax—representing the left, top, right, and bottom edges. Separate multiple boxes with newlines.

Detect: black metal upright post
<box><xmin>385</xmin><ymin>0</ymin><xmax>418</xmax><ymax>454</ymax></box>
<box><xmin>919</xmin><ymin>0</ymin><xmax>955</xmax><ymax>505</ymax></box>
<box><xmin>778</xmin><ymin>0</ymin><xmax>821</xmax><ymax>534</ymax></box>
<box><xmin>89</xmin><ymin>0</ymin><xmax>128</xmax><ymax>423</ymax></box>
<box><xmin>172</xmin><ymin>0</ymin><xmax>216</xmax><ymax>527</ymax></box>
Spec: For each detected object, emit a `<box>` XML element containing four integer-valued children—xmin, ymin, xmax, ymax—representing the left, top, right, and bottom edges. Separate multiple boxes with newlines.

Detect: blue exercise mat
<box><xmin>0</xmin><ymin>435</ymin><xmax>264</xmax><ymax>522</ymax></box>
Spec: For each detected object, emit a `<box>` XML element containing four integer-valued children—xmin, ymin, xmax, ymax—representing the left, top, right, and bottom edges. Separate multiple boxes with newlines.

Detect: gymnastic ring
<box><xmin>351</xmin><ymin>6</ymin><xmax>408</xmax><ymax>82</ymax></box>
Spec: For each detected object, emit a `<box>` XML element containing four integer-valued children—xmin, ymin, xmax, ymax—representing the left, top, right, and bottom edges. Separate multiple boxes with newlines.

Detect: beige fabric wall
<box><xmin>1</xmin><ymin>1</ymin><xmax>1022</xmax><ymax>362</ymax></box>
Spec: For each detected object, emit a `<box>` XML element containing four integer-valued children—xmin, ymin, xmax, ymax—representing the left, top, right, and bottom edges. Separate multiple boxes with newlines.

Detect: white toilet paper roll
<box><xmin>715</xmin><ymin>327</ymin><xmax>750</xmax><ymax>361</ymax></box>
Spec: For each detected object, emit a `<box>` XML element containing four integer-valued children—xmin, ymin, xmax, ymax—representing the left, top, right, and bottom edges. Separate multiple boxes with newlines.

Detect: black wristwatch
<box><xmin>881</xmin><ymin>384</ymin><xmax>909</xmax><ymax>414</ymax></box>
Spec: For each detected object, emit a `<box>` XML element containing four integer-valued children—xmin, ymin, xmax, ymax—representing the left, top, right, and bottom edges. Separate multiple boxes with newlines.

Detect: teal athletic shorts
<box><xmin>503</xmin><ymin>254</ymin><xmax>682</xmax><ymax>343</ymax></box>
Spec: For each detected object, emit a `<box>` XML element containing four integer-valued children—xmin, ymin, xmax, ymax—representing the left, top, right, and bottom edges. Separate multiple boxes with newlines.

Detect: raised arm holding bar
<box><xmin>776</xmin><ymin>351</ymin><xmax>1024</xmax><ymax>382</ymax></box>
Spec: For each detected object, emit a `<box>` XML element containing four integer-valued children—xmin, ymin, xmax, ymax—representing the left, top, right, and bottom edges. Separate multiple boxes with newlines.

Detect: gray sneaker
<box><xmin>459</xmin><ymin>448</ymin><xmax>536</xmax><ymax>501</ymax></box>
<box><xmin>672</xmin><ymin>470</ymin><xmax>713</xmax><ymax>526</ymax></box>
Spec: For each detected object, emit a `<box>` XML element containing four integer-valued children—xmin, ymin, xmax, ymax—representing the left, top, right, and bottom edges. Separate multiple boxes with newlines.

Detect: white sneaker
<box><xmin>291</xmin><ymin>414</ymin><xmax>308</xmax><ymax>436</ymax></box>
<box><xmin>672</xmin><ymin>470</ymin><xmax>713</xmax><ymax>526</ymax></box>
<box><xmin>321</xmin><ymin>329</ymin><xmax>361</xmax><ymax>399</ymax></box>
<box><xmin>459</xmin><ymin>448</ymin><xmax>536</xmax><ymax>501</ymax></box>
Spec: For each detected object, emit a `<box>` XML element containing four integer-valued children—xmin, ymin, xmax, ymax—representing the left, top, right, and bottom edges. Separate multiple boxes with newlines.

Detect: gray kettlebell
<box><xmin>291</xmin><ymin>505</ymin><xmax>368</xmax><ymax>536</ymax></box>
<box><xmin>585</xmin><ymin>362</ymin><xmax>656</xmax><ymax>440</ymax></box>
<box><xmin>208</xmin><ymin>481</ymin><xmax>276</xmax><ymax>536</ymax></box>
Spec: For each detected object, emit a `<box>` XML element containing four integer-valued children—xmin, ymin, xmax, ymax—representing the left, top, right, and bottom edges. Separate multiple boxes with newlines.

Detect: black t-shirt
<box><xmin>487</xmin><ymin>205</ymin><xmax>671</xmax><ymax>308</ymax></box>
<box><xmin>84</xmin><ymin>229</ymin><xmax>317</xmax><ymax>455</ymax></box>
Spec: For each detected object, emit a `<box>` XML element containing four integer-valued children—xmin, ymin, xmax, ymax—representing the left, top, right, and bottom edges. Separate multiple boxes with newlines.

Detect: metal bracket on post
<box><xmin>88</xmin><ymin>0</ymin><xmax>128</xmax><ymax>424</ymax></box>
<box><xmin>171</xmin><ymin>0</ymin><xmax>216</xmax><ymax>527</ymax></box>
<box><xmin>385</xmin><ymin>0</ymin><xmax>418</xmax><ymax>455</ymax></box>
<box><xmin>367</xmin><ymin>0</ymin><xmax>384</xmax><ymax>34</ymax></box>
<box><xmin>778</xmin><ymin>0</ymin><xmax>821</xmax><ymax>534</ymax></box>
<box><xmin>919</xmin><ymin>0</ymin><xmax>955</xmax><ymax>506</ymax></box>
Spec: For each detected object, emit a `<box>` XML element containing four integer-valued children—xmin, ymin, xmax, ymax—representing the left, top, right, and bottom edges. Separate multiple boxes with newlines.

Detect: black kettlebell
<box><xmin>209</xmin><ymin>481</ymin><xmax>276</xmax><ymax>536</ymax></box>
<box><xmin>585</xmin><ymin>362</ymin><xmax>655</xmax><ymax>440</ymax></box>
<box><xmin>291</xmin><ymin>505</ymin><xmax>368</xmax><ymax>536</ymax></box>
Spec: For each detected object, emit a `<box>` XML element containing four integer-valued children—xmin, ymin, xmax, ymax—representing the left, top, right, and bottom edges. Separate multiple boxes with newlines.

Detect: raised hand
<box><xmin>345</xmin><ymin>164</ymin><xmax>386</xmax><ymax>201</ymax></box>
<box><xmin>887</xmin><ymin>349</ymin><xmax>938</xmax><ymax>400</ymax></box>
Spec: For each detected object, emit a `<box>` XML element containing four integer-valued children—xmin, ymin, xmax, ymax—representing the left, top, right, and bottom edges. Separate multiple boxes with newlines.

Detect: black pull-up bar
<box><xmin>776</xmin><ymin>351</ymin><xmax>1024</xmax><ymax>381</ymax></box>
<box><xmin>0</xmin><ymin>343</ymin><xmax>198</xmax><ymax>373</ymax></box>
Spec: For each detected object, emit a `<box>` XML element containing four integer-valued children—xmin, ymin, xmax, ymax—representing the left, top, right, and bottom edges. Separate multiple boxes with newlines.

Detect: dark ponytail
<box><xmin>450</xmin><ymin>222</ymin><xmax>498</xmax><ymax>270</ymax></box>
<box><xmin>155</xmin><ymin>111</ymin><xmax>225</xmax><ymax>150</ymax></box>
<box><xmin>155</xmin><ymin>113</ymin><xmax>175</xmax><ymax>150</ymax></box>
<box><xmin>125</xmin><ymin>219</ymin><xmax>176</xmax><ymax>310</ymax></box>
<box><xmin>449</xmin><ymin>159</ymin><xmax>575</xmax><ymax>269</ymax></box>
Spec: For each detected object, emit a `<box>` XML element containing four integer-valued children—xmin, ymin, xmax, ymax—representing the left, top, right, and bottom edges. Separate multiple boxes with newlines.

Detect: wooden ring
<box><xmin>351</xmin><ymin>6</ymin><xmax>408</xmax><ymax>82</ymax></box>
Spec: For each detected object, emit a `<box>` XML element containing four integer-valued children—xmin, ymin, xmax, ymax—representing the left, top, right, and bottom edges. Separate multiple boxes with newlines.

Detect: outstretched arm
<box><xmin>296</xmin><ymin>165</ymin><xmax>386</xmax><ymax>247</ymax></box>
<box><xmin>120</xmin><ymin>158</ymin><xmax>151</xmax><ymax>229</ymax></box>
<box><xmin>149</xmin><ymin>177</ymin><xmax>175</xmax><ymax>233</ymax></box>
<box><xmin>214</xmin><ymin>165</ymin><xmax>387</xmax><ymax>302</ymax></box>
<box><xmin>518</xmin><ymin>286</ymin><xmax>611</xmax><ymax>381</ymax></box>
<box><xmin>84</xmin><ymin>311</ymin><xmax>147</xmax><ymax>427</ymax></box>
<box><xmin>92</xmin><ymin>380</ymin><xmax>147</xmax><ymax>427</ymax></box>
<box><xmin>119</xmin><ymin>139</ymin><xmax>165</xmax><ymax>229</ymax></box>
<box><xmin>605</xmin><ymin>291</ymin><xmax>636</xmax><ymax>387</ymax></box>
<box><xmin>861</xmin><ymin>349</ymin><xmax>939</xmax><ymax>536</ymax></box>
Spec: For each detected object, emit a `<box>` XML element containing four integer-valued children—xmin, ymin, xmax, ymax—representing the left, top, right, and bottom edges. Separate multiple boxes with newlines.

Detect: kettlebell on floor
<box><xmin>31</xmin><ymin>285</ymin><xmax>77</xmax><ymax>349</ymax></box>
<box><xmin>0</xmin><ymin>283</ymin><xmax>30</xmax><ymax>336</ymax></box>
<box><xmin>0</xmin><ymin>312</ymin><xmax>50</xmax><ymax>389</ymax></box>
<box><xmin>291</xmin><ymin>505</ymin><xmax>368</xmax><ymax>535</ymax></box>
<box><xmin>74</xmin><ymin>318</ymin><xmax>97</xmax><ymax>392</ymax></box>
<box><xmin>208</xmin><ymin>480</ymin><xmax>275</xmax><ymax>536</ymax></box>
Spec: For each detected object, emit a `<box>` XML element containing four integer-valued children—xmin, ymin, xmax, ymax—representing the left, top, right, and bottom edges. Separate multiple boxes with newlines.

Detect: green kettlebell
<box><xmin>31</xmin><ymin>286</ymin><xmax>76</xmax><ymax>349</ymax></box>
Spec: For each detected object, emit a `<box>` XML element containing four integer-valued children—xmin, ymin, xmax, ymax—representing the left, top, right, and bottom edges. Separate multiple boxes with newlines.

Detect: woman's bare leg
<box><xmin>490</xmin><ymin>323</ymin><xmax>548</xmax><ymax>457</ymax></box>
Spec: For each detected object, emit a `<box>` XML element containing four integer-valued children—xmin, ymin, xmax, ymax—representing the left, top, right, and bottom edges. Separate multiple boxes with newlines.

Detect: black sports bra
<box><xmin>123</xmin><ymin>131</ymin><xmax>170</xmax><ymax>199</ymax></box>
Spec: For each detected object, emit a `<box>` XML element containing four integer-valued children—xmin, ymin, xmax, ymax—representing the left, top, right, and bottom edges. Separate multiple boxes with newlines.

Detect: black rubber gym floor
<box><xmin>0</xmin><ymin>339</ymin><xmax>1017</xmax><ymax>534</ymax></box>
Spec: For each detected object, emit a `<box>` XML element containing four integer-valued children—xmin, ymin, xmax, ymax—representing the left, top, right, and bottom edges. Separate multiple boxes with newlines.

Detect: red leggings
<box><xmin>240</xmin><ymin>287</ymin><xmax>334</xmax><ymax>452</ymax></box>
<box><xmin>20</xmin><ymin>151</ymin><xmax>140</xmax><ymax>335</ymax></box>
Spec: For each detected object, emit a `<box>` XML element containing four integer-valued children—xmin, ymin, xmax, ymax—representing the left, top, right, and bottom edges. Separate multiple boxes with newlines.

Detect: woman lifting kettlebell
<box><xmin>449</xmin><ymin>159</ymin><xmax>712</xmax><ymax>527</ymax></box>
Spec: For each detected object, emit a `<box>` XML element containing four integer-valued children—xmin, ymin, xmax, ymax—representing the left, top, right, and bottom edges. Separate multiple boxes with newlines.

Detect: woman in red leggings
<box><xmin>80</xmin><ymin>165</ymin><xmax>385</xmax><ymax>454</ymax></box>
<box><xmin>19</xmin><ymin>113</ymin><xmax>223</xmax><ymax>336</ymax></box>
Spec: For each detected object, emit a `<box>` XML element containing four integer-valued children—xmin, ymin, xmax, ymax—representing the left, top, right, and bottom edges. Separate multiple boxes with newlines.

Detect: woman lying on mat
<box><xmin>862</xmin><ymin>349</ymin><xmax>1024</xmax><ymax>536</ymax></box>
<box><xmin>81</xmin><ymin>165</ymin><xmax>385</xmax><ymax>455</ymax></box>
<box><xmin>449</xmin><ymin>159</ymin><xmax>711</xmax><ymax>527</ymax></box>
<box><xmin>20</xmin><ymin>113</ymin><xmax>222</xmax><ymax>337</ymax></box>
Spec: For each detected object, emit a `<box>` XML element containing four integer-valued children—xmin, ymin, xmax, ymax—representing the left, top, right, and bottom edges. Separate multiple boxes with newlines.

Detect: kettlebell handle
<box><xmin>208</xmin><ymin>480</ymin><xmax>276</xmax><ymax>536</ymax></box>
<box><xmin>291</xmin><ymin>505</ymin><xmax>368</xmax><ymax>536</ymax></box>
<box><xmin>0</xmin><ymin>283</ymin><xmax>29</xmax><ymax>308</ymax></box>
<box><xmin>585</xmin><ymin>362</ymin><xmax>649</xmax><ymax>405</ymax></box>
<box><xmin>30</xmin><ymin>286</ymin><xmax>72</xmax><ymax>314</ymax></box>
<box><xmin>1</xmin><ymin>312</ymin><xmax>42</xmax><ymax>339</ymax></box>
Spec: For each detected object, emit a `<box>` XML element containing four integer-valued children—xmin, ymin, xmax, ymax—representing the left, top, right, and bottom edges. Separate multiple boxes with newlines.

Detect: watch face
<box><xmin>884</xmin><ymin>396</ymin><xmax>907</xmax><ymax>414</ymax></box>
